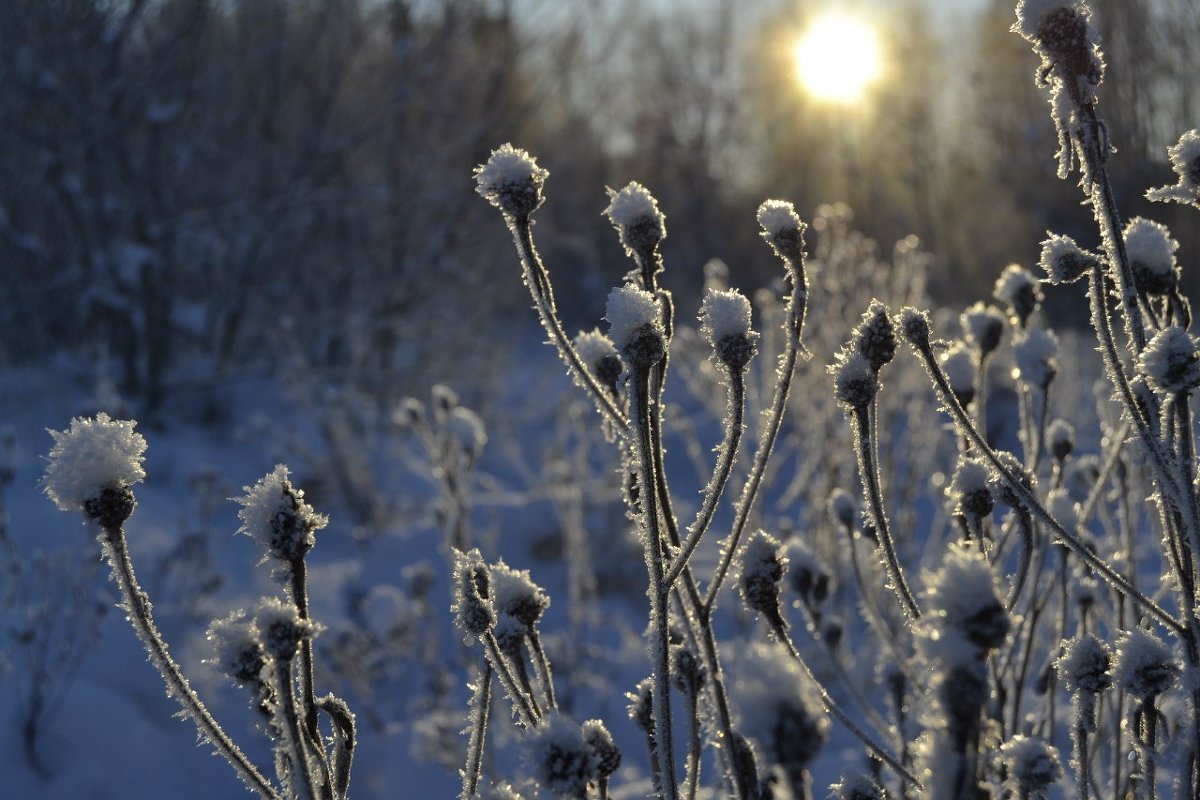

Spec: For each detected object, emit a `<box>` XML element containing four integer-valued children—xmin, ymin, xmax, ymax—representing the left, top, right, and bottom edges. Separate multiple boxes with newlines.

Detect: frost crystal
<box><xmin>1038</xmin><ymin>232</ymin><xmax>1096</xmax><ymax>284</ymax></box>
<box><xmin>994</xmin><ymin>264</ymin><xmax>1042</xmax><ymax>326</ymax></box>
<box><xmin>451</xmin><ymin>548</ymin><xmax>495</xmax><ymax>640</ymax></box>
<box><xmin>1146</xmin><ymin>129</ymin><xmax>1200</xmax><ymax>207</ymax></box>
<box><xmin>1124</xmin><ymin>217</ymin><xmax>1180</xmax><ymax>295</ymax></box>
<box><xmin>44</xmin><ymin>412</ymin><xmax>147</xmax><ymax>512</ymax></box>
<box><xmin>961</xmin><ymin>302</ymin><xmax>1005</xmax><ymax>356</ymax></box>
<box><xmin>254</xmin><ymin>596</ymin><xmax>318</xmax><ymax>662</ymax></box>
<box><xmin>999</xmin><ymin>736</ymin><xmax>1062</xmax><ymax>798</ymax></box>
<box><xmin>473</xmin><ymin>143</ymin><xmax>548</xmax><ymax>217</ymax></box>
<box><xmin>604</xmin><ymin>285</ymin><xmax>661</xmax><ymax>353</ymax></box>
<box><xmin>1056</xmin><ymin>634</ymin><xmax>1111</xmax><ymax>696</ymax></box>
<box><xmin>604</xmin><ymin>182</ymin><xmax>666</xmax><ymax>255</ymax></box>
<box><xmin>580</xmin><ymin>719</ymin><xmax>621</xmax><ymax>780</ymax></box>
<box><xmin>756</xmin><ymin>199</ymin><xmax>806</xmax><ymax>259</ymax></box>
<box><xmin>574</xmin><ymin>329</ymin><xmax>618</xmax><ymax>372</ymax></box>
<box><xmin>700</xmin><ymin>287</ymin><xmax>753</xmax><ymax>345</ymax></box>
<box><xmin>1013</xmin><ymin>0</ymin><xmax>1089</xmax><ymax>41</ymax></box>
<box><xmin>234</xmin><ymin>465</ymin><xmax>328</xmax><ymax>562</ymax></box>
<box><xmin>940</xmin><ymin>343</ymin><xmax>977</xmax><ymax>401</ymax></box>
<box><xmin>490</xmin><ymin>559</ymin><xmax>549</xmax><ymax>630</ymax></box>
<box><xmin>950</xmin><ymin>456</ymin><xmax>993</xmax><ymax>521</ymax></box>
<box><xmin>923</xmin><ymin>544</ymin><xmax>1009</xmax><ymax>652</ymax></box>
<box><xmin>896</xmin><ymin>306</ymin><xmax>932</xmax><ymax>349</ymax></box>
<box><xmin>207</xmin><ymin>610</ymin><xmax>267</xmax><ymax>685</ymax></box>
<box><xmin>830</xmin><ymin>350</ymin><xmax>878</xmax><ymax>410</ymax></box>
<box><xmin>738</xmin><ymin>530</ymin><xmax>788</xmax><ymax>619</ymax></box>
<box><xmin>1113</xmin><ymin>627</ymin><xmax>1177</xmax><ymax>699</ymax></box>
<box><xmin>1012</xmin><ymin>328</ymin><xmax>1059</xmax><ymax>389</ymax></box>
<box><xmin>525</xmin><ymin>712</ymin><xmax>596</xmax><ymax>798</ymax></box>
<box><xmin>855</xmin><ymin>301</ymin><xmax>896</xmax><ymax>371</ymax></box>
<box><xmin>1137</xmin><ymin>326</ymin><xmax>1200</xmax><ymax>394</ymax></box>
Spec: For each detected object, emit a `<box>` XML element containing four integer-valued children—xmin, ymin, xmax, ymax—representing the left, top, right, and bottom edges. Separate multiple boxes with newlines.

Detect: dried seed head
<box><xmin>854</xmin><ymin>301</ymin><xmax>896</xmax><ymax>372</ymax></box>
<box><xmin>235</xmin><ymin>465</ymin><xmax>328</xmax><ymax>564</ymax></box>
<box><xmin>44</xmin><ymin>412</ymin><xmax>147</xmax><ymax>516</ymax></box>
<box><xmin>994</xmin><ymin>264</ymin><xmax>1042</xmax><ymax>327</ymax></box>
<box><xmin>490</xmin><ymin>559</ymin><xmax>550</xmax><ymax>631</ymax></box>
<box><xmin>207</xmin><ymin>610</ymin><xmax>267</xmax><ymax>685</ymax></box>
<box><xmin>625</xmin><ymin>677</ymin><xmax>654</xmax><ymax>735</ymax></box>
<box><xmin>700</xmin><ymin>288</ymin><xmax>759</xmax><ymax>371</ymax></box>
<box><xmin>940</xmin><ymin>343</ymin><xmax>977</xmax><ymax>406</ymax></box>
<box><xmin>1000</xmin><ymin>736</ymin><xmax>1062</xmax><ymax>799</ymax></box>
<box><xmin>604</xmin><ymin>182</ymin><xmax>666</xmax><ymax>256</ymax></box>
<box><xmin>936</xmin><ymin>661</ymin><xmax>988</xmax><ymax>745</ymax></box>
<box><xmin>254</xmin><ymin>596</ymin><xmax>318</xmax><ymax>662</ymax></box>
<box><xmin>1113</xmin><ymin>627</ymin><xmax>1178</xmax><ymax>700</ymax></box>
<box><xmin>896</xmin><ymin>306</ymin><xmax>933</xmax><ymax>350</ymax></box>
<box><xmin>1056</xmin><ymin>634</ymin><xmax>1112</xmax><ymax>696</ymax></box>
<box><xmin>756</xmin><ymin>199</ymin><xmax>807</xmax><ymax>262</ymax></box>
<box><xmin>924</xmin><ymin>544</ymin><xmax>1010</xmax><ymax>651</ymax></box>
<box><xmin>671</xmin><ymin>642</ymin><xmax>707</xmax><ymax>696</ymax></box>
<box><xmin>474</xmin><ymin>143</ymin><xmax>548</xmax><ymax>218</ymax></box>
<box><xmin>738</xmin><ymin>530</ymin><xmax>788</xmax><ymax>621</ymax></box>
<box><xmin>990</xmin><ymin>450</ymin><xmax>1036</xmax><ymax>508</ymax></box>
<box><xmin>451</xmin><ymin>548</ymin><xmax>495</xmax><ymax>640</ymax></box>
<box><xmin>961</xmin><ymin>302</ymin><xmax>1006</xmax><ymax>357</ymax></box>
<box><xmin>1047</xmin><ymin>418</ymin><xmax>1074</xmax><ymax>461</ymax></box>
<box><xmin>831</xmin><ymin>351</ymin><xmax>879</xmax><ymax>410</ymax></box>
<box><xmin>1125</xmin><ymin>217</ymin><xmax>1180</xmax><ymax>296</ymax></box>
<box><xmin>950</xmin><ymin>456</ymin><xmax>994</xmax><ymax>522</ymax></box>
<box><xmin>1012</xmin><ymin>328</ymin><xmax>1059</xmax><ymax>390</ymax></box>
<box><xmin>581</xmin><ymin>719</ymin><xmax>621</xmax><ymax>780</ymax></box>
<box><xmin>829</xmin><ymin>772</ymin><xmax>887</xmax><ymax>800</ymax></box>
<box><xmin>526</xmin><ymin>712</ymin><xmax>597</xmax><ymax>799</ymax></box>
<box><xmin>1137</xmin><ymin>326</ymin><xmax>1200</xmax><ymax>394</ymax></box>
<box><xmin>1038</xmin><ymin>232</ymin><xmax>1098</xmax><ymax>285</ymax></box>
<box><xmin>605</xmin><ymin>285</ymin><xmax>664</xmax><ymax>369</ymax></box>
<box><xmin>574</xmin><ymin>329</ymin><xmax>623</xmax><ymax>392</ymax></box>
<box><xmin>828</xmin><ymin>488</ymin><xmax>856</xmax><ymax>531</ymax></box>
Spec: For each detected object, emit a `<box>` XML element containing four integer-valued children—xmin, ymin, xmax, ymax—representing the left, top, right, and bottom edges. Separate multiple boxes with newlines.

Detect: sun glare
<box><xmin>793</xmin><ymin>16</ymin><xmax>882</xmax><ymax>103</ymax></box>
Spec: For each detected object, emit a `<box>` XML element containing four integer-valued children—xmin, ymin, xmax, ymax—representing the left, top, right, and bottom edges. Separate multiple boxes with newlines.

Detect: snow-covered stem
<box><xmin>702</xmin><ymin>254</ymin><xmax>807</xmax><ymax>614</ymax></box>
<box><xmin>681</xmin><ymin>688</ymin><xmax>701</xmax><ymax>800</ymax></box>
<box><xmin>663</xmin><ymin>367</ymin><xmax>745</xmax><ymax>589</ymax></box>
<box><xmin>851</xmin><ymin>404</ymin><xmax>921</xmax><ymax>620</ymax></box>
<box><xmin>1137</xmin><ymin>699</ymin><xmax>1158</xmax><ymax>800</ymax></box>
<box><xmin>906</xmin><ymin>334</ymin><xmax>1183</xmax><ymax>634</ymax></box>
<box><xmin>510</xmin><ymin>215</ymin><xmax>629</xmax><ymax>431</ymax></box>
<box><xmin>316</xmin><ymin>695</ymin><xmax>354</xmax><ymax>800</ymax></box>
<box><xmin>276</xmin><ymin>659</ymin><xmax>322</xmax><ymax>800</ymax></box>
<box><xmin>288</xmin><ymin>556</ymin><xmax>331</xmax><ymax>789</ymax></box>
<box><xmin>768</xmin><ymin>616</ymin><xmax>921</xmax><ymax>788</ymax></box>
<box><xmin>631</xmin><ymin>365</ymin><xmax>680</xmax><ymax>800</ymax></box>
<box><xmin>481</xmin><ymin>632</ymin><xmax>540</xmax><ymax>728</ymax></box>
<box><xmin>527</xmin><ymin>630</ymin><xmax>558</xmax><ymax>711</ymax></box>
<box><xmin>100</xmin><ymin>526</ymin><xmax>283</xmax><ymax>800</ymax></box>
<box><xmin>460</xmin><ymin>662</ymin><xmax>493</xmax><ymax>800</ymax></box>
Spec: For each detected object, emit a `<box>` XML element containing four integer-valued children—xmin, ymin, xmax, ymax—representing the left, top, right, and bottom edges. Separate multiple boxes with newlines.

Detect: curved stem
<box><xmin>101</xmin><ymin>528</ymin><xmax>282</xmax><ymax>800</ymax></box>
<box><xmin>277</xmin><ymin>660</ymin><xmax>321</xmax><ymax>800</ymax></box>
<box><xmin>289</xmin><ymin>558</ymin><xmax>333</xmax><ymax>799</ymax></box>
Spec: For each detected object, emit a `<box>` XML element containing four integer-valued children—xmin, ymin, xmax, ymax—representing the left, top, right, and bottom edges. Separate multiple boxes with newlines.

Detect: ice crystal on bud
<box><xmin>604</xmin><ymin>182</ymin><xmax>665</xmax><ymax>255</ymax></box>
<box><xmin>940</xmin><ymin>343</ymin><xmax>977</xmax><ymax>403</ymax></box>
<box><xmin>625</xmin><ymin>678</ymin><xmax>654</xmax><ymax>734</ymax></box>
<box><xmin>1012</xmin><ymin>328</ymin><xmax>1059</xmax><ymax>389</ymax></box>
<box><xmin>207</xmin><ymin>610</ymin><xmax>267</xmax><ymax>685</ymax></box>
<box><xmin>1047</xmin><ymin>418</ymin><xmax>1074</xmax><ymax>460</ymax></box>
<box><xmin>581</xmin><ymin>719</ymin><xmax>621</xmax><ymax>780</ymax></box>
<box><xmin>1137</xmin><ymin>326</ymin><xmax>1200</xmax><ymax>394</ymax></box>
<box><xmin>895</xmin><ymin>306</ymin><xmax>932</xmax><ymax>349</ymax></box>
<box><xmin>923</xmin><ymin>544</ymin><xmax>1010</xmax><ymax>651</ymax></box>
<box><xmin>451</xmin><ymin>548</ymin><xmax>495</xmax><ymax>640</ymax></box>
<box><xmin>1113</xmin><ymin>627</ymin><xmax>1177</xmax><ymax>699</ymax></box>
<box><xmin>994</xmin><ymin>264</ymin><xmax>1042</xmax><ymax>327</ymax></box>
<box><xmin>44</xmin><ymin>412</ymin><xmax>147</xmax><ymax>512</ymax></box>
<box><xmin>831</xmin><ymin>351</ymin><xmax>878</xmax><ymax>409</ymax></box>
<box><xmin>1057</xmin><ymin>634</ymin><xmax>1112</xmax><ymax>696</ymax></box>
<box><xmin>1124</xmin><ymin>217</ymin><xmax>1180</xmax><ymax>295</ymax></box>
<box><xmin>950</xmin><ymin>456</ymin><xmax>993</xmax><ymax>521</ymax></box>
<box><xmin>961</xmin><ymin>302</ymin><xmax>1005</xmax><ymax>356</ymax></box>
<box><xmin>1000</xmin><ymin>736</ymin><xmax>1062</xmax><ymax>799</ymax></box>
<box><xmin>526</xmin><ymin>712</ymin><xmax>596</xmax><ymax>798</ymax></box>
<box><xmin>490</xmin><ymin>559</ymin><xmax>549</xmax><ymax>631</ymax></box>
<box><xmin>700</xmin><ymin>287</ymin><xmax>758</xmax><ymax>369</ymax></box>
<box><xmin>604</xmin><ymin>285</ymin><xmax>661</xmax><ymax>358</ymax></box>
<box><xmin>855</xmin><ymin>301</ymin><xmax>896</xmax><ymax>371</ymax></box>
<box><xmin>756</xmin><ymin>199</ymin><xmax>806</xmax><ymax>260</ymax></box>
<box><xmin>1038</xmin><ymin>232</ymin><xmax>1096</xmax><ymax>284</ymax></box>
<box><xmin>1146</xmin><ymin>129</ymin><xmax>1200</xmax><ymax>207</ymax></box>
<box><xmin>235</xmin><ymin>465</ymin><xmax>327</xmax><ymax>563</ymax></box>
<box><xmin>573</xmin><ymin>329</ymin><xmax>622</xmax><ymax>388</ymax></box>
<box><xmin>254</xmin><ymin>597</ymin><xmax>317</xmax><ymax>662</ymax></box>
<box><xmin>738</xmin><ymin>530</ymin><xmax>788</xmax><ymax>620</ymax></box>
<box><xmin>474</xmin><ymin>143</ymin><xmax>548</xmax><ymax>217</ymax></box>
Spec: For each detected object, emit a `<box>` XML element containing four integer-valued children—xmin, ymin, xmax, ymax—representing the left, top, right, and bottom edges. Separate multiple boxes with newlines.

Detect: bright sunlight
<box><xmin>793</xmin><ymin>15</ymin><xmax>882</xmax><ymax>103</ymax></box>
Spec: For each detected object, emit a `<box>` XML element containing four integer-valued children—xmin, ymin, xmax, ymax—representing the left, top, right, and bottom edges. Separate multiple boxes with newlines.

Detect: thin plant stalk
<box><xmin>460</xmin><ymin>662</ymin><xmax>493</xmax><ymax>800</ymax></box>
<box><xmin>276</xmin><ymin>659</ymin><xmax>321</xmax><ymax>800</ymax></box>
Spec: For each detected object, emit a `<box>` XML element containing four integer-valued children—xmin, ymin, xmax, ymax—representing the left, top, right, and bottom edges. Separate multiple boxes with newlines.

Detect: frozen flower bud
<box><xmin>785</xmin><ymin>538</ymin><xmax>827</xmax><ymax>604</ymax></box>
<box><xmin>830</xmin><ymin>351</ymin><xmax>878</xmax><ymax>410</ymax></box>
<box><xmin>1038</xmin><ymin>233</ymin><xmax>1098</xmax><ymax>284</ymax></box>
<box><xmin>573</xmin><ymin>329</ymin><xmax>623</xmax><ymax>392</ymax></box>
<box><xmin>896</xmin><ymin>306</ymin><xmax>932</xmax><ymax>350</ymax></box>
<box><xmin>829</xmin><ymin>772</ymin><xmax>886</xmax><ymax>800</ymax></box>
<box><xmin>828</xmin><ymin>488</ymin><xmax>856</xmax><ymax>531</ymax></box>
<box><xmin>1057</xmin><ymin>634</ymin><xmax>1111</xmax><ymax>729</ymax></box>
<box><xmin>671</xmin><ymin>642</ymin><xmax>707</xmax><ymax>696</ymax></box>
<box><xmin>994</xmin><ymin>264</ymin><xmax>1042</xmax><ymax>327</ymax></box>
<box><xmin>448</xmin><ymin>406</ymin><xmax>487</xmax><ymax>464</ymax></box>
<box><xmin>44</xmin><ymin>413</ymin><xmax>147</xmax><ymax>524</ymax></box>
<box><xmin>951</xmin><ymin>456</ymin><xmax>994</xmax><ymax>522</ymax></box>
<box><xmin>451</xmin><ymin>548</ymin><xmax>495</xmax><ymax>640</ymax></box>
<box><xmin>1146</xmin><ymin>129</ymin><xmax>1200</xmax><ymax>208</ymax></box>
<box><xmin>1137</xmin><ymin>326</ymin><xmax>1200</xmax><ymax>394</ymax></box>
<box><xmin>1000</xmin><ymin>736</ymin><xmax>1062</xmax><ymax>799</ymax></box>
<box><xmin>925</xmin><ymin>544</ymin><xmax>1010</xmax><ymax>650</ymax></box>
<box><xmin>490</xmin><ymin>559</ymin><xmax>550</xmax><ymax>631</ymax></box>
<box><xmin>1124</xmin><ymin>217</ymin><xmax>1180</xmax><ymax>296</ymax></box>
<box><xmin>581</xmin><ymin>719</ymin><xmax>621</xmax><ymax>781</ymax></box>
<box><xmin>1047</xmin><ymin>418</ymin><xmax>1074</xmax><ymax>461</ymax></box>
<box><xmin>625</xmin><ymin>678</ymin><xmax>654</xmax><ymax>735</ymax></box>
<box><xmin>1014</xmin><ymin>1</ymin><xmax>1097</xmax><ymax>74</ymax></box>
<box><xmin>940</xmin><ymin>343</ymin><xmax>977</xmax><ymax>406</ymax></box>
<box><xmin>854</xmin><ymin>301</ymin><xmax>896</xmax><ymax>372</ymax></box>
<box><xmin>254</xmin><ymin>597</ymin><xmax>318</xmax><ymax>662</ymax></box>
<box><xmin>526</xmin><ymin>712</ymin><xmax>597</xmax><ymax>799</ymax></box>
<box><xmin>961</xmin><ymin>302</ymin><xmax>1005</xmax><ymax>357</ymax></box>
<box><xmin>738</xmin><ymin>530</ymin><xmax>788</xmax><ymax>621</ymax></box>
<box><xmin>700</xmin><ymin>287</ymin><xmax>759</xmax><ymax>371</ymax></box>
<box><xmin>990</xmin><ymin>450</ymin><xmax>1035</xmax><ymax>508</ymax></box>
<box><xmin>604</xmin><ymin>182</ymin><xmax>666</xmax><ymax>256</ymax></box>
<box><xmin>392</xmin><ymin>397</ymin><xmax>424</xmax><ymax>428</ymax></box>
<box><xmin>757</xmin><ymin>199</ymin><xmax>807</xmax><ymax>262</ymax></box>
<box><xmin>474</xmin><ymin>143</ymin><xmax>548</xmax><ymax>218</ymax></box>
<box><xmin>235</xmin><ymin>465</ymin><xmax>328</xmax><ymax>563</ymax></box>
<box><xmin>1012</xmin><ymin>328</ymin><xmax>1059</xmax><ymax>390</ymax></box>
<box><xmin>207</xmin><ymin>611</ymin><xmax>267</xmax><ymax>685</ymax></box>
<box><xmin>1113</xmin><ymin>627</ymin><xmax>1178</xmax><ymax>700</ymax></box>
<box><xmin>605</xmin><ymin>285</ymin><xmax>664</xmax><ymax>369</ymax></box>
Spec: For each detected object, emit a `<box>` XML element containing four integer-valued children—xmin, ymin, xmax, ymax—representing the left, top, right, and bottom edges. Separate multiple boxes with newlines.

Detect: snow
<box><xmin>1123</xmin><ymin>217</ymin><xmax>1179</xmax><ymax>283</ymax></box>
<box><xmin>603</xmin><ymin>182</ymin><xmax>664</xmax><ymax>232</ymax></box>
<box><xmin>1113</xmin><ymin>627</ymin><xmax>1178</xmax><ymax>700</ymax></box>
<box><xmin>233</xmin><ymin>464</ymin><xmax>328</xmax><ymax>563</ymax></box>
<box><xmin>698</xmin><ymin>288</ymin><xmax>753</xmax><ymax>346</ymax></box>
<box><xmin>755</xmin><ymin>199</ymin><xmax>802</xmax><ymax>238</ymax></box>
<box><xmin>473</xmin><ymin>144</ymin><xmax>549</xmax><ymax>216</ymax></box>
<box><xmin>1038</xmin><ymin>232</ymin><xmax>1093</xmax><ymax>284</ymax></box>
<box><xmin>1012</xmin><ymin>327</ymin><xmax>1059</xmax><ymax>389</ymax></box>
<box><xmin>43</xmin><ymin>412</ymin><xmax>147</xmax><ymax>512</ymax></box>
<box><xmin>1137</xmin><ymin>326</ymin><xmax>1200</xmax><ymax>394</ymax></box>
<box><xmin>604</xmin><ymin>285</ymin><xmax>660</xmax><ymax>351</ymax></box>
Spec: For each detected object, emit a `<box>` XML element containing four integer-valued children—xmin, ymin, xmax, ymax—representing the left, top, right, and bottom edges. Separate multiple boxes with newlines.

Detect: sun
<box><xmin>793</xmin><ymin>16</ymin><xmax>882</xmax><ymax>103</ymax></box>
